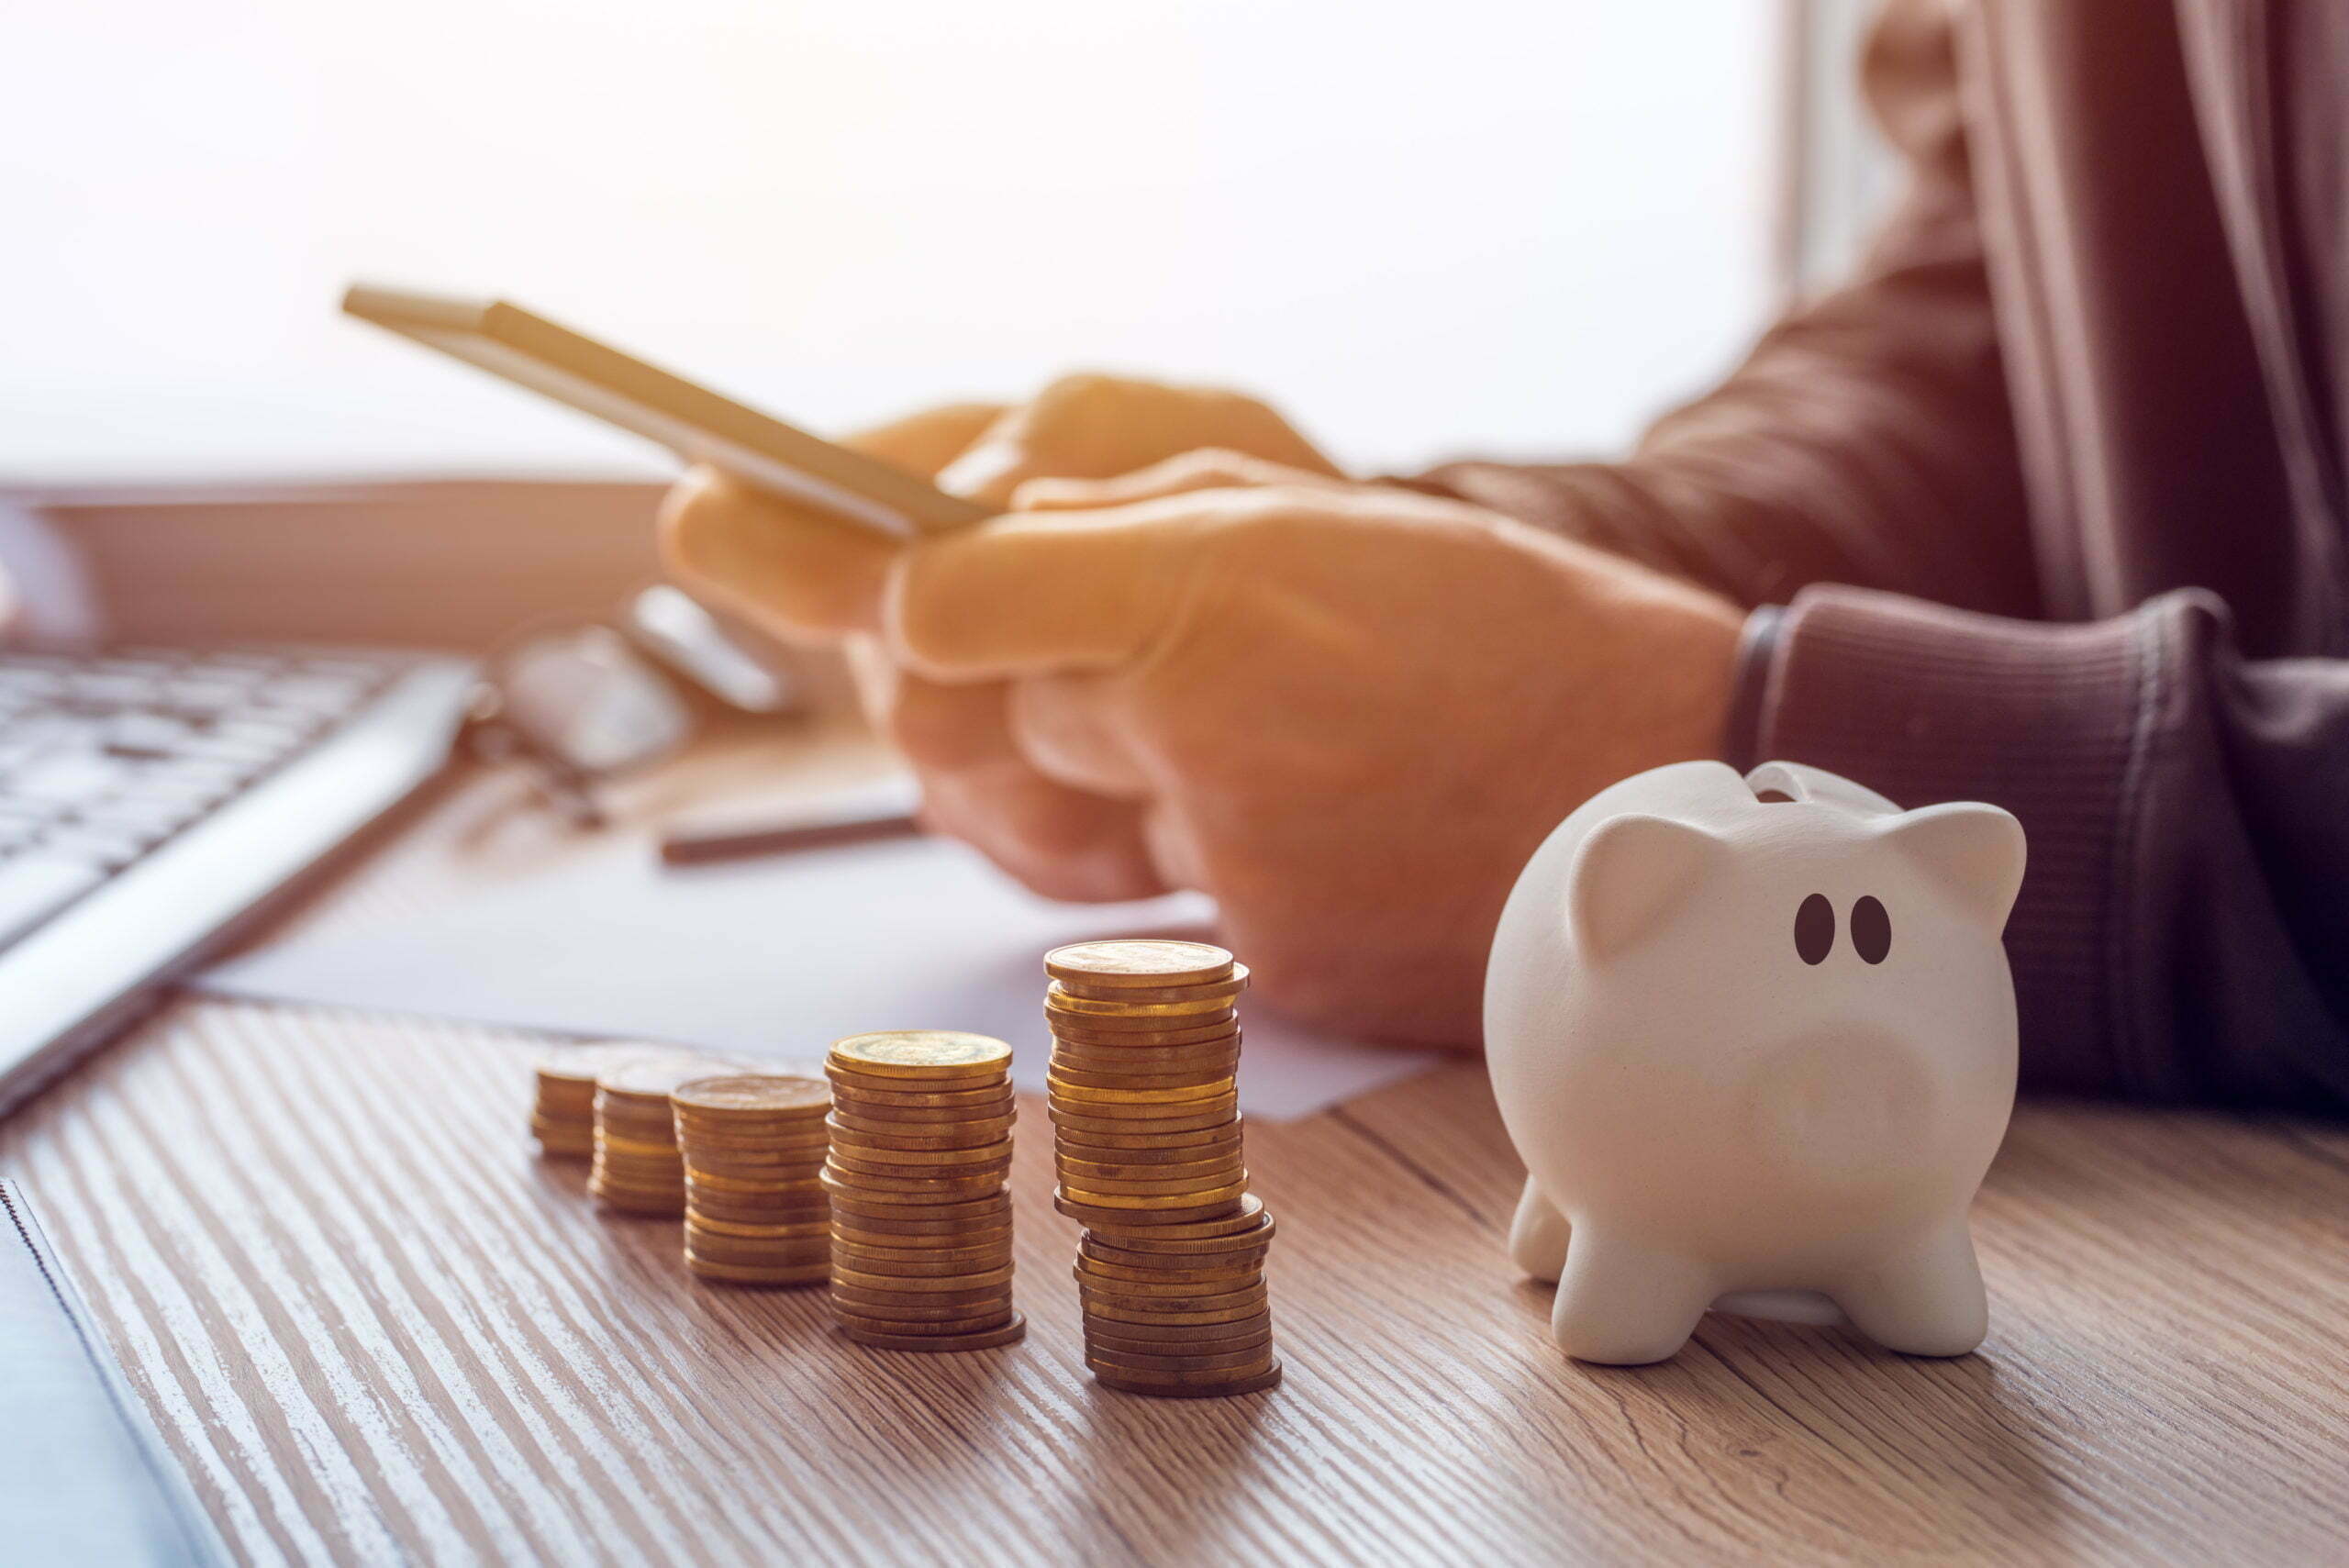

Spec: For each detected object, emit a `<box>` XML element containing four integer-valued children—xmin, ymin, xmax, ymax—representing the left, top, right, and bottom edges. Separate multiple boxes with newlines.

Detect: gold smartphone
<box><xmin>341</xmin><ymin>284</ymin><xmax>988</xmax><ymax>537</ymax></box>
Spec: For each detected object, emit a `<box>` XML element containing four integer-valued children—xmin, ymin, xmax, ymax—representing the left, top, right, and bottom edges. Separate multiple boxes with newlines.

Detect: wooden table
<box><xmin>3</xmin><ymin>754</ymin><xmax>2345</xmax><ymax>1566</ymax></box>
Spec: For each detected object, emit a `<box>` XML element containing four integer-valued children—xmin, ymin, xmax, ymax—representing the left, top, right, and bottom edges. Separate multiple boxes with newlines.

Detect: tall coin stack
<box><xmin>1044</xmin><ymin>940</ymin><xmax>1281</xmax><ymax>1397</ymax></box>
<box><xmin>590</xmin><ymin>1052</ymin><xmax>741</xmax><ymax>1215</ymax></box>
<box><xmin>821</xmin><ymin>1032</ymin><xmax>1025</xmax><ymax>1351</ymax></box>
<box><xmin>674</xmin><ymin>1075</ymin><xmax>834</xmax><ymax>1286</ymax></box>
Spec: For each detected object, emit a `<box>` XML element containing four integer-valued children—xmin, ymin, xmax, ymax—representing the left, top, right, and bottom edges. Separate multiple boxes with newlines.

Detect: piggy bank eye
<box><xmin>1794</xmin><ymin>894</ymin><xmax>1834</xmax><ymax>964</ymax></box>
<box><xmin>1852</xmin><ymin>895</ymin><xmax>1891</xmax><ymax>964</ymax></box>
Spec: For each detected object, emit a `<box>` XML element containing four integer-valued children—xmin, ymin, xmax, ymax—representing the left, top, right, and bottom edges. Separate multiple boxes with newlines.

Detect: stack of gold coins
<box><xmin>821</xmin><ymin>1031</ymin><xmax>1024</xmax><ymax>1351</ymax></box>
<box><xmin>1044</xmin><ymin>940</ymin><xmax>1281</xmax><ymax>1397</ymax></box>
<box><xmin>589</xmin><ymin>1051</ymin><xmax>743</xmax><ymax>1215</ymax></box>
<box><xmin>530</xmin><ymin>1041</ymin><xmax>665</xmax><ymax>1157</ymax></box>
<box><xmin>674</xmin><ymin>1075</ymin><xmax>834</xmax><ymax>1285</ymax></box>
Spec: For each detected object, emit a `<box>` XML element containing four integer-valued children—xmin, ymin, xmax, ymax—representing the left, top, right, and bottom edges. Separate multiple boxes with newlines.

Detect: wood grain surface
<box><xmin>2</xmin><ymin>997</ymin><xmax>2344</xmax><ymax>1567</ymax></box>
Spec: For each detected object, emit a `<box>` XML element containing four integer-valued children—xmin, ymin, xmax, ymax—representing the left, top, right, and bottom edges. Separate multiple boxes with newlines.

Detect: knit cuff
<box><xmin>1753</xmin><ymin>584</ymin><xmax>2156</xmax><ymax>1095</ymax></box>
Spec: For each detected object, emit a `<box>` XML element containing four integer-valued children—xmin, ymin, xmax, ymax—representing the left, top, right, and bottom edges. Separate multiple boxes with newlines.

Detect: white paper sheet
<box><xmin>197</xmin><ymin>828</ymin><xmax>1439</xmax><ymax>1120</ymax></box>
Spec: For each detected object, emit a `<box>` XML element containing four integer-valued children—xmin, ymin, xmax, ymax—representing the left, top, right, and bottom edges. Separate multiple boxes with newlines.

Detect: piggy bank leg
<box><xmin>1551</xmin><ymin>1230</ymin><xmax>1717</xmax><ymax>1365</ymax></box>
<box><xmin>1508</xmin><ymin>1180</ymin><xmax>1570</xmax><ymax>1280</ymax></box>
<box><xmin>1830</xmin><ymin>1219</ymin><xmax>1988</xmax><ymax>1357</ymax></box>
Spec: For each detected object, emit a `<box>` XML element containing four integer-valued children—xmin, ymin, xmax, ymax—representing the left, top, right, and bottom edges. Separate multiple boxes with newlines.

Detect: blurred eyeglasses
<box><xmin>468</xmin><ymin>584</ymin><xmax>796</xmax><ymax>827</ymax></box>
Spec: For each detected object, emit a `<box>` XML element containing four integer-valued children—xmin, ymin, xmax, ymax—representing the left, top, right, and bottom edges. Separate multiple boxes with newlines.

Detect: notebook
<box><xmin>0</xmin><ymin>1180</ymin><xmax>226</xmax><ymax>1567</ymax></box>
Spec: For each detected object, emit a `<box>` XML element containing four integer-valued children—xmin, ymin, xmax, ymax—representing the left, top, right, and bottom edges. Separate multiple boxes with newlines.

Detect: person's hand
<box><xmin>662</xmin><ymin>454</ymin><xmax>1742</xmax><ymax>1047</ymax></box>
<box><xmin>665</xmin><ymin>375</ymin><xmax>1341</xmax><ymax>904</ymax></box>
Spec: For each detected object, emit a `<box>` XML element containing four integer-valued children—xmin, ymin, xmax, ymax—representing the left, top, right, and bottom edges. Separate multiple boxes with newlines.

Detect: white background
<box><xmin>1</xmin><ymin>1</ymin><xmax>1778</xmax><ymax>482</ymax></box>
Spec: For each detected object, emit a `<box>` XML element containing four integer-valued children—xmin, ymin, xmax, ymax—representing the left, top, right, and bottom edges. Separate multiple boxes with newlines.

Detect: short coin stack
<box><xmin>590</xmin><ymin>1051</ymin><xmax>741</xmax><ymax>1215</ymax></box>
<box><xmin>531</xmin><ymin>1041</ymin><xmax>665</xmax><ymax>1158</ymax></box>
<box><xmin>822</xmin><ymin>1031</ymin><xmax>1024</xmax><ymax>1351</ymax></box>
<box><xmin>674</xmin><ymin>1075</ymin><xmax>834</xmax><ymax>1286</ymax></box>
<box><xmin>1045</xmin><ymin>940</ymin><xmax>1281</xmax><ymax>1397</ymax></box>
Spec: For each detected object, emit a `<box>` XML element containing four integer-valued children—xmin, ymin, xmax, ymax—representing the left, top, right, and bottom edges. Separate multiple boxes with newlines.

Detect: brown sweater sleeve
<box><xmin>1414</xmin><ymin>0</ymin><xmax>2040</xmax><ymax>618</ymax></box>
<box><xmin>1411</xmin><ymin>1</ymin><xmax>2349</xmax><ymax>1113</ymax></box>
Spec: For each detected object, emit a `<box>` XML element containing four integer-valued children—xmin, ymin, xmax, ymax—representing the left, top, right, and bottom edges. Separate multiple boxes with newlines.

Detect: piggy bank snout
<box><xmin>1747</xmin><ymin>1025</ymin><xmax>1940</xmax><ymax>1184</ymax></box>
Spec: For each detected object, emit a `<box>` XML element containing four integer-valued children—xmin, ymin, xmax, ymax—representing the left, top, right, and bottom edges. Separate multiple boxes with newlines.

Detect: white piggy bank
<box><xmin>1485</xmin><ymin>759</ymin><xmax>2025</xmax><ymax>1365</ymax></box>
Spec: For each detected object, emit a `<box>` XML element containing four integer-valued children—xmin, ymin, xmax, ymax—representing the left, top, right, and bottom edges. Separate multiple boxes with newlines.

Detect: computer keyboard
<box><xmin>0</xmin><ymin>645</ymin><xmax>476</xmax><ymax>1116</ymax></box>
<box><xmin>0</xmin><ymin>650</ymin><xmax>406</xmax><ymax>947</ymax></box>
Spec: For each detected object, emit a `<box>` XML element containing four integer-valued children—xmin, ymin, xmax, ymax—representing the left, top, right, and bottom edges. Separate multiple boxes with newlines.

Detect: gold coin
<box><xmin>828</xmin><ymin>1081</ymin><xmax>1015</xmax><ymax>1111</ymax></box>
<box><xmin>1048</xmin><ymin>1040</ymin><xmax>1241</xmax><ymax>1073</ymax></box>
<box><xmin>678</xmin><ymin>1155</ymin><xmax>829</xmax><ymax>1182</ymax></box>
<box><xmin>1085</xmin><ymin>1311</ymin><xmax>1274</xmax><ymax>1351</ymax></box>
<box><xmin>1050</xmin><ymin>964</ymin><xmax>1251</xmax><ymax>1006</ymax></box>
<box><xmin>1055</xmin><ymin>1137</ymin><xmax>1243</xmax><ymax>1169</ymax></box>
<box><xmin>1048</xmin><ymin>1018</ymin><xmax>1242</xmax><ymax>1049</ymax></box>
<box><xmin>675</xmin><ymin>1124</ymin><xmax>831</xmax><ymax>1152</ymax></box>
<box><xmin>824</xmin><ymin>1111</ymin><xmax>1015</xmax><ymax>1144</ymax></box>
<box><xmin>685</xmin><ymin>1168</ymin><xmax>827</xmax><ymax>1192</ymax></box>
<box><xmin>830</xmin><ymin>1244</ymin><xmax>1013</xmax><ymax>1275</ymax></box>
<box><xmin>1048</xmin><ymin>1096</ymin><xmax>1237</xmax><ymax>1129</ymax></box>
<box><xmin>1059</xmin><ymin>1153</ymin><xmax>1246</xmax><ymax>1185</ymax></box>
<box><xmin>831</xmin><ymin>1223</ymin><xmax>1014</xmax><ymax>1252</ymax></box>
<box><xmin>1044</xmin><ymin>988</ymin><xmax>1238</xmax><ymax>1021</ymax></box>
<box><xmin>1091</xmin><ymin>1194</ymin><xmax>1267</xmax><ymax>1240</ymax></box>
<box><xmin>686</xmin><ymin>1213</ymin><xmax>832</xmax><ymax>1240</ymax></box>
<box><xmin>686</xmin><ymin>1255</ymin><xmax>830</xmax><ymax>1286</ymax></box>
<box><xmin>600</xmin><ymin>1052</ymin><xmax>750</xmax><ymax>1101</ymax></box>
<box><xmin>1052</xmin><ymin>1119</ymin><xmax>1247</xmax><ymax>1153</ymax></box>
<box><xmin>831</xmin><ymin>1261</ymin><xmax>1015</xmax><ymax>1292</ymax></box>
<box><xmin>825</xmin><ymin>1194</ymin><xmax>1011</xmax><ymax>1229</ymax></box>
<box><xmin>821</xmin><ymin>1161</ymin><xmax>1008</xmax><ymax>1190</ymax></box>
<box><xmin>1055</xmin><ymin>1193</ymin><xmax>1245</xmax><ymax>1229</ymax></box>
<box><xmin>1092</xmin><ymin>1362</ymin><xmax>1282</xmax><ymax>1398</ymax></box>
<box><xmin>1082</xmin><ymin>1295</ymin><xmax>1269</xmax><ymax>1328</ymax></box>
<box><xmin>1048</xmin><ymin>1076</ymin><xmax>1236</xmax><ymax>1106</ymax></box>
<box><xmin>830</xmin><ymin>1303</ymin><xmax>1018</xmax><ymax>1331</ymax></box>
<box><xmin>840</xmin><ymin>1317</ymin><xmax>1027</xmax><ymax>1352</ymax></box>
<box><xmin>1062</xmin><ymin>1168</ymin><xmax>1246</xmax><ymax>1198</ymax></box>
<box><xmin>821</xmin><ymin>1137</ymin><xmax>1015</xmax><ymax>1169</ymax></box>
<box><xmin>829</xmin><ymin>1031</ymin><xmax>1012</xmax><ymax>1079</ymax></box>
<box><xmin>1044</xmin><ymin>940</ymin><xmax>1233</xmax><ymax>989</ymax></box>
<box><xmin>686</xmin><ymin>1233</ymin><xmax>832</xmax><ymax>1267</ymax></box>
<box><xmin>1074</xmin><ymin>1266</ymin><xmax>1264</xmax><ymax>1300</ymax></box>
<box><xmin>1079</xmin><ymin>1254</ymin><xmax>1264</xmax><ymax>1288</ymax></box>
<box><xmin>1086</xmin><ymin>1341</ymin><xmax>1275</xmax><ymax>1373</ymax></box>
<box><xmin>829</xmin><ymin>1288</ymin><xmax>1017</xmax><ymax>1318</ymax></box>
<box><xmin>1045</xmin><ymin>1006</ymin><xmax>1238</xmax><ymax>1037</ymax></box>
<box><xmin>1046</xmin><ymin>1063</ymin><xmax>1237</xmax><ymax>1094</ymax></box>
<box><xmin>672</xmin><ymin>1073</ymin><xmax>829</xmax><ymax>1117</ymax></box>
<box><xmin>1079</xmin><ymin>1275</ymin><xmax>1266</xmax><ymax>1308</ymax></box>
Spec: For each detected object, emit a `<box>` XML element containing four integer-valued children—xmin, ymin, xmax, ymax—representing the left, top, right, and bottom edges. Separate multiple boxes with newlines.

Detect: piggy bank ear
<box><xmin>1566</xmin><ymin>814</ymin><xmax>1720</xmax><ymax>961</ymax></box>
<box><xmin>1880</xmin><ymin>802</ymin><xmax>2027</xmax><ymax>931</ymax></box>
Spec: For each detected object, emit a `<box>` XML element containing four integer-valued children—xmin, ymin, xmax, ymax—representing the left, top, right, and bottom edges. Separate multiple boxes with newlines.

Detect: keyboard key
<box><xmin>6</xmin><ymin>751</ymin><xmax>130</xmax><ymax>802</ymax></box>
<box><xmin>36</xmin><ymin>828</ymin><xmax>147</xmax><ymax>871</ymax></box>
<box><xmin>105</xmin><ymin>712</ymin><xmax>197</xmax><ymax>756</ymax></box>
<box><xmin>0</xmin><ymin>856</ymin><xmax>106</xmax><ymax>948</ymax></box>
<box><xmin>66</xmin><ymin>671</ymin><xmax>167</xmax><ymax>706</ymax></box>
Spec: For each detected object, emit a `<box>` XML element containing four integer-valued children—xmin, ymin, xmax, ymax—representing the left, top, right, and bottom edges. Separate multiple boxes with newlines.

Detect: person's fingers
<box><xmin>919</xmin><ymin>764</ymin><xmax>1168</xmax><ymax>903</ymax></box>
<box><xmin>935</xmin><ymin>373</ymin><xmax>1342</xmax><ymax>506</ymax></box>
<box><xmin>844</xmin><ymin>402</ymin><xmax>1007</xmax><ymax>478</ymax></box>
<box><xmin>1010</xmin><ymin>448</ymin><xmax>1347</xmax><ymax>512</ymax></box>
<box><xmin>867</xmin><ymin>669</ymin><xmax>1163</xmax><ymax>898</ymax></box>
<box><xmin>1006</xmin><ymin>673</ymin><xmax>1152</xmax><ymax>798</ymax></box>
<box><xmin>658</xmin><ymin>465</ymin><xmax>897</xmax><ymax>643</ymax></box>
<box><xmin>883</xmin><ymin>494</ymin><xmax>1228</xmax><ymax>680</ymax></box>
